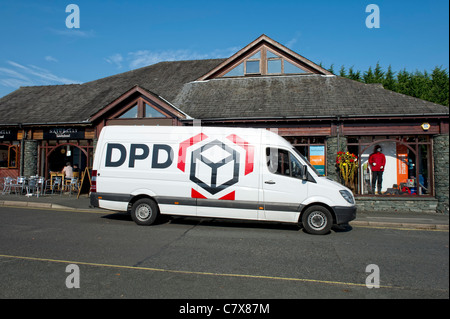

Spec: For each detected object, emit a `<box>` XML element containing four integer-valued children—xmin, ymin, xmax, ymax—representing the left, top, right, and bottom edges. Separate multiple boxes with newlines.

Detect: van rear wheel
<box><xmin>131</xmin><ymin>198</ymin><xmax>159</xmax><ymax>226</ymax></box>
<box><xmin>301</xmin><ymin>206</ymin><xmax>332</xmax><ymax>235</ymax></box>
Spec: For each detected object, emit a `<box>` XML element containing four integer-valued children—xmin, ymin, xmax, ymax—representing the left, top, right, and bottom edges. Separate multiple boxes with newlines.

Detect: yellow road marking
<box><xmin>0</xmin><ymin>253</ymin><xmax>398</xmax><ymax>289</ymax></box>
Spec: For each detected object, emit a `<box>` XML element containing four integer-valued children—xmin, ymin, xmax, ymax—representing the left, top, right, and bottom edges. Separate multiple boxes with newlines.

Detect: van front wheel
<box><xmin>301</xmin><ymin>206</ymin><xmax>332</xmax><ymax>235</ymax></box>
<box><xmin>131</xmin><ymin>198</ymin><xmax>159</xmax><ymax>226</ymax></box>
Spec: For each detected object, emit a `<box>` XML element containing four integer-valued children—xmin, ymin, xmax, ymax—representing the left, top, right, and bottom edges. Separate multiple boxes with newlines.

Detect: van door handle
<box><xmin>265</xmin><ymin>180</ymin><xmax>276</xmax><ymax>184</ymax></box>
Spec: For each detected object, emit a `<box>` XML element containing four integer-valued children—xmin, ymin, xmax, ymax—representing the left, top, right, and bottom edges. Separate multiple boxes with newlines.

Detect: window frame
<box><xmin>221</xmin><ymin>46</ymin><xmax>311</xmax><ymax>78</ymax></box>
<box><xmin>114</xmin><ymin>98</ymin><xmax>169</xmax><ymax>120</ymax></box>
<box><xmin>0</xmin><ymin>144</ymin><xmax>18</xmax><ymax>169</ymax></box>
<box><xmin>266</xmin><ymin>147</ymin><xmax>304</xmax><ymax>180</ymax></box>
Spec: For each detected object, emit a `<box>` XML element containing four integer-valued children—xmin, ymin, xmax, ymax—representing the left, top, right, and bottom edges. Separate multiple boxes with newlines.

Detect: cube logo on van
<box><xmin>104</xmin><ymin>133</ymin><xmax>254</xmax><ymax>200</ymax></box>
<box><xmin>178</xmin><ymin>133</ymin><xmax>254</xmax><ymax>200</ymax></box>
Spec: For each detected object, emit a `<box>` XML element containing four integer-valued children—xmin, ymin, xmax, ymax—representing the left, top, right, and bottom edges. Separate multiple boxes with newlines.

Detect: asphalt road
<box><xmin>0</xmin><ymin>206</ymin><xmax>448</xmax><ymax>303</ymax></box>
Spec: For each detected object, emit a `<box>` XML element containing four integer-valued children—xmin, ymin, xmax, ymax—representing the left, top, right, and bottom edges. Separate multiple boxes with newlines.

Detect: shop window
<box><xmin>284</xmin><ymin>137</ymin><xmax>326</xmax><ymax>176</ymax></box>
<box><xmin>0</xmin><ymin>145</ymin><xmax>18</xmax><ymax>169</ymax></box>
<box><xmin>348</xmin><ymin>136</ymin><xmax>432</xmax><ymax>196</ymax></box>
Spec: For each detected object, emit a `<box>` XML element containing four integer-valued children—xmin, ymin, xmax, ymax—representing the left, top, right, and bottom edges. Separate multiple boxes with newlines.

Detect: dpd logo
<box><xmin>177</xmin><ymin>133</ymin><xmax>254</xmax><ymax>200</ymax></box>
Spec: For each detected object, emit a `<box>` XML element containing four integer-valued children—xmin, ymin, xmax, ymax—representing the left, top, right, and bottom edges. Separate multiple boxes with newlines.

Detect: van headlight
<box><xmin>339</xmin><ymin>190</ymin><xmax>354</xmax><ymax>204</ymax></box>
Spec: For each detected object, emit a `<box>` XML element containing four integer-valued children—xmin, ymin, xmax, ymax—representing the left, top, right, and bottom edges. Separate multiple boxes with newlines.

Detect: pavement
<box><xmin>0</xmin><ymin>193</ymin><xmax>448</xmax><ymax>231</ymax></box>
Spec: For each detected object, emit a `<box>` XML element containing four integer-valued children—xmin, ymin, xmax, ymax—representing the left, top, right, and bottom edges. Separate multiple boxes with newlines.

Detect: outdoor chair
<box><xmin>37</xmin><ymin>177</ymin><xmax>45</xmax><ymax>196</ymax></box>
<box><xmin>16</xmin><ymin>176</ymin><xmax>27</xmax><ymax>195</ymax></box>
<box><xmin>2</xmin><ymin>177</ymin><xmax>20</xmax><ymax>195</ymax></box>
<box><xmin>25</xmin><ymin>178</ymin><xmax>39</xmax><ymax>197</ymax></box>
<box><xmin>68</xmin><ymin>177</ymin><xmax>79</xmax><ymax>196</ymax></box>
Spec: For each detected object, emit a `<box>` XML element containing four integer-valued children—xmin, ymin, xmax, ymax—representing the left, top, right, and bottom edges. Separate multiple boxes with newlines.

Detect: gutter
<box><xmin>180</xmin><ymin>113</ymin><xmax>449</xmax><ymax>123</ymax></box>
<box><xmin>0</xmin><ymin>120</ymin><xmax>92</xmax><ymax>127</ymax></box>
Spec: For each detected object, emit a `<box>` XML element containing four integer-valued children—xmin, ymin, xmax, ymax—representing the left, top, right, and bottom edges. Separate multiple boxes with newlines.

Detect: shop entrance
<box><xmin>40</xmin><ymin>142</ymin><xmax>93</xmax><ymax>178</ymax></box>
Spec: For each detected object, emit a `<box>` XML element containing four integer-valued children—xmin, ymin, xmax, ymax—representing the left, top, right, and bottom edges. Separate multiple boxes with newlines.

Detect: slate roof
<box><xmin>173</xmin><ymin>75</ymin><xmax>450</xmax><ymax>119</ymax></box>
<box><xmin>0</xmin><ymin>58</ymin><xmax>448</xmax><ymax>126</ymax></box>
<box><xmin>0</xmin><ymin>59</ymin><xmax>225</xmax><ymax>125</ymax></box>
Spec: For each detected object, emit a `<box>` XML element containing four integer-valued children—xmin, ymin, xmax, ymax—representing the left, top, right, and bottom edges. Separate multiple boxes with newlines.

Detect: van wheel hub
<box><xmin>136</xmin><ymin>204</ymin><xmax>152</xmax><ymax>221</ymax></box>
<box><xmin>308</xmin><ymin>211</ymin><xmax>327</xmax><ymax>230</ymax></box>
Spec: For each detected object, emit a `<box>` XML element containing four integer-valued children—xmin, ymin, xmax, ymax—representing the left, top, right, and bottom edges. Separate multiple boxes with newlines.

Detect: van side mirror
<box><xmin>302</xmin><ymin>166</ymin><xmax>308</xmax><ymax>180</ymax></box>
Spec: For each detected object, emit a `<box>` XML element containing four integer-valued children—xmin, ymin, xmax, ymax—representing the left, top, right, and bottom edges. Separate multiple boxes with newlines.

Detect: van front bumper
<box><xmin>332</xmin><ymin>206</ymin><xmax>357</xmax><ymax>225</ymax></box>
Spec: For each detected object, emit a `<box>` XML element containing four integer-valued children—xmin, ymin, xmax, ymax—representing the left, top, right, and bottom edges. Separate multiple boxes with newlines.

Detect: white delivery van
<box><xmin>90</xmin><ymin>126</ymin><xmax>356</xmax><ymax>235</ymax></box>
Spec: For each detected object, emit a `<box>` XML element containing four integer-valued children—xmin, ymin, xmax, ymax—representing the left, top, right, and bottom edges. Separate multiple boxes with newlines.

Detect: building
<box><xmin>1</xmin><ymin>35</ymin><xmax>448</xmax><ymax>213</ymax></box>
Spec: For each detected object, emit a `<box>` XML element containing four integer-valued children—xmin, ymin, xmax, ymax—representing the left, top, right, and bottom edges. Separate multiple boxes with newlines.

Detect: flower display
<box><xmin>336</xmin><ymin>151</ymin><xmax>358</xmax><ymax>189</ymax></box>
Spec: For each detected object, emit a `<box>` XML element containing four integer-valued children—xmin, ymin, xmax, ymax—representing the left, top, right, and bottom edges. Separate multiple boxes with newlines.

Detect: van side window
<box><xmin>266</xmin><ymin>148</ymin><xmax>303</xmax><ymax>179</ymax></box>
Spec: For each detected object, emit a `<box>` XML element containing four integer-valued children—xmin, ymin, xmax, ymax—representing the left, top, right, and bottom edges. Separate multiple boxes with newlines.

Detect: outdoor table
<box><xmin>49</xmin><ymin>172</ymin><xmax>65</xmax><ymax>190</ymax></box>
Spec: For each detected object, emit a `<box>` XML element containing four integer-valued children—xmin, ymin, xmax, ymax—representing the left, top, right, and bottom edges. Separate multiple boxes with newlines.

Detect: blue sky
<box><xmin>0</xmin><ymin>0</ymin><xmax>448</xmax><ymax>98</ymax></box>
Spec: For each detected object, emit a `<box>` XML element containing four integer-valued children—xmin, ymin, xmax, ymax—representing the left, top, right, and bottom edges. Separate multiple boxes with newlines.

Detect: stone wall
<box><xmin>356</xmin><ymin>196</ymin><xmax>438</xmax><ymax>214</ymax></box>
<box><xmin>22</xmin><ymin>140</ymin><xmax>38</xmax><ymax>177</ymax></box>
<box><xmin>326</xmin><ymin>136</ymin><xmax>347</xmax><ymax>182</ymax></box>
<box><xmin>433</xmin><ymin>134</ymin><xmax>449</xmax><ymax>214</ymax></box>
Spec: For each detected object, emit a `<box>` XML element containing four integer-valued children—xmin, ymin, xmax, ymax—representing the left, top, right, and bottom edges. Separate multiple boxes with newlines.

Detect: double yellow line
<box><xmin>0</xmin><ymin>253</ymin><xmax>397</xmax><ymax>289</ymax></box>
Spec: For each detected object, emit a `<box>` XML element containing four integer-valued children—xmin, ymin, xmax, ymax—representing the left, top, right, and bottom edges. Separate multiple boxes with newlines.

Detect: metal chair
<box><xmin>16</xmin><ymin>176</ymin><xmax>27</xmax><ymax>195</ymax></box>
<box><xmin>51</xmin><ymin>177</ymin><xmax>63</xmax><ymax>195</ymax></box>
<box><xmin>68</xmin><ymin>177</ymin><xmax>79</xmax><ymax>196</ymax></box>
<box><xmin>37</xmin><ymin>177</ymin><xmax>45</xmax><ymax>196</ymax></box>
<box><xmin>25</xmin><ymin>178</ymin><xmax>39</xmax><ymax>197</ymax></box>
<box><xmin>2</xmin><ymin>177</ymin><xmax>18</xmax><ymax>195</ymax></box>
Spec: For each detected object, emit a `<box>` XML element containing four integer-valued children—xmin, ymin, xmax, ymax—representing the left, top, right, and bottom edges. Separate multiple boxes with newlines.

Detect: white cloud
<box><xmin>106</xmin><ymin>46</ymin><xmax>241</xmax><ymax>70</ymax></box>
<box><xmin>105</xmin><ymin>53</ymin><xmax>124</xmax><ymax>69</ymax></box>
<box><xmin>0</xmin><ymin>60</ymin><xmax>81</xmax><ymax>90</ymax></box>
<box><xmin>49</xmin><ymin>28</ymin><xmax>95</xmax><ymax>38</ymax></box>
<box><xmin>286</xmin><ymin>32</ymin><xmax>302</xmax><ymax>49</ymax></box>
<box><xmin>45</xmin><ymin>56</ymin><xmax>59</xmax><ymax>63</ymax></box>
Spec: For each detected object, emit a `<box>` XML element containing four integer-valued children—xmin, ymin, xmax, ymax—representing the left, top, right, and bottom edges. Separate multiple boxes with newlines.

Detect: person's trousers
<box><xmin>371</xmin><ymin>171</ymin><xmax>383</xmax><ymax>193</ymax></box>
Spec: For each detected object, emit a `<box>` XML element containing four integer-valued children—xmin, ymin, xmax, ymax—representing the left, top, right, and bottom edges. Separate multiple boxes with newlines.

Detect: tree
<box><xmin>328</xmin><ymin>63</ymin><xmax>335</xmax><ymax>75</ymax></box>
<box><xmin>363</xmin><ymin>66</ymin><xmax>375</xmax><ymax>83</ymax></box>
<box><xmin>373</xmin><ymin>62</ymin><xmax>385</xmax><ymax>83</ymax></box>
<box><xmin>429</xmin><ymin>66</ymin><xmax>449</xmax><ymax>106</ymax></box>
<box><xmin>395</xmin><ymin>68</ymin><xmax>411</xmax><ymax>96</ymax></box>
<box><xmin>383</xmin><ymin>65</ymin><xmax>396</xmax><ymax>91</ymax></box>
<box><xmin>327</xmin><ymin>63</ymin><xmax>449</xmax><ymax>106</ymax></box>
<box><xmin>348</xmin><ymin>66</ymin><xmax>361</xmax><ymax>82</ymax></box>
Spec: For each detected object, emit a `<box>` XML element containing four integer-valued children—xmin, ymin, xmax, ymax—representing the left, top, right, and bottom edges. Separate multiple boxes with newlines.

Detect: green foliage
<box><xmin>329</xmin><ymin>63</ymin><xmax>449</xmax><ymax>106</ymax></box>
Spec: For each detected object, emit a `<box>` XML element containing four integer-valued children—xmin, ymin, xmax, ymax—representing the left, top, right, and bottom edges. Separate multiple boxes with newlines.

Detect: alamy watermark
<box><xmin>65</xmin><ymin>4</ymin><xmax>80</xmax><ymax>29</ymax></box>
<box><xmin>65</xmin><ymin>264</ymin><xmax>80</xmax><ymax>288</ymax></box>
<box><xmin>365</xmin><ymin>264</ymin><xmax>380</xmax><ymax>288</ymax></box>
<box><xmin>365</xmin><ymin>4</ymin><xmax>380</xmax><ymax>29</ymax></box>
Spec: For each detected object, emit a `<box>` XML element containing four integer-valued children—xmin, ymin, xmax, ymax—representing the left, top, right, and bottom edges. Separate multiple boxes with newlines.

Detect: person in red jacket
<box><xmin>369</xmin><ymin>145</ymin><xmax>386</xmax><ymax>194</ymax></box>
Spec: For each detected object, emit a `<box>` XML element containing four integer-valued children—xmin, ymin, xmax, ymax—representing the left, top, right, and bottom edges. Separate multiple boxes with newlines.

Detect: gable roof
<box><xmin>197</xmin><ymin>34</ymin><xmax>332</xmax><ymax>80</ymax></box>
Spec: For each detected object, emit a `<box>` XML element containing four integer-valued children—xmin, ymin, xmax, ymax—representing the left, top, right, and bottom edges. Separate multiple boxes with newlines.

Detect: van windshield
<box><xmin>293</xmin><ymin>148</ymin><xmax>323</xmax><ymax>176</ymax></box>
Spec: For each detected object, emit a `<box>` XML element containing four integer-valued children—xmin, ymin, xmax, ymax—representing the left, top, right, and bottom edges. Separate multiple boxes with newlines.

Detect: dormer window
<box><xmin>118</xmin><ymin>100</ymin><xmax>167</xmax><ymax>119</ymax></box>
<box><xmin>198</xmin><ymin>35</ymin><xmax>333</xmax><ymax>81</ymax></box>
<box><xmin>222</xmin><ymin>46</ymin><xmax>308</xmax><ymax>78</ymax></box>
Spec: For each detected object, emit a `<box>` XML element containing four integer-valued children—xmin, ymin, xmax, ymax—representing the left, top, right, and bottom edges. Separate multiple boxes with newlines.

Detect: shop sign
<box><xmin>309</xmin><ymin>145</ymin><xmax>325</xmax><ymax>175</ymax></box>
<box><xmin>44</xmin><ymin>128</ymin><xmax>85</xmax><ymax>139</ymax></box>
<box><xmin>0</xmin><ymin>129</ymin><xmax>17</xmax><ymax>140</ymax></box>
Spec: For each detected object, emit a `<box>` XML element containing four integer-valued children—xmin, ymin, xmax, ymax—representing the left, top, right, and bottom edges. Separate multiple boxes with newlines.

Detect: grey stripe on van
<box><xmin>95</xmin><ymin>193</ymin><xmax>301</xmax><ymax>212</ymax></box>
